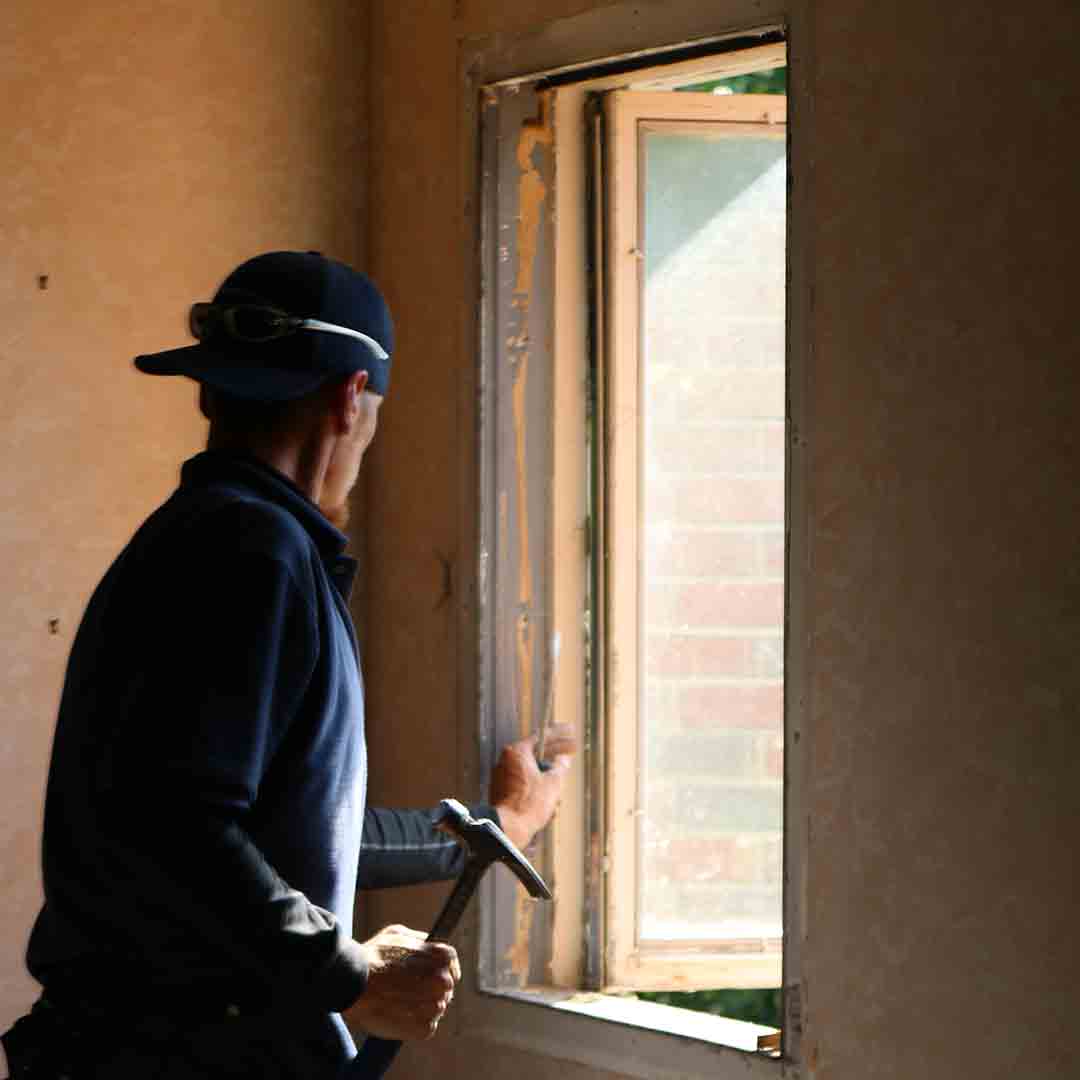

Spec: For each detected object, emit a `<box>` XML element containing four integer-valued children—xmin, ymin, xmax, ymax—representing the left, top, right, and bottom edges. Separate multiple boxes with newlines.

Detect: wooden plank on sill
<box><xmin>757</xmin><ymin>1030</ymin><xmax>782</xmax><ymax>1054</ymax></box>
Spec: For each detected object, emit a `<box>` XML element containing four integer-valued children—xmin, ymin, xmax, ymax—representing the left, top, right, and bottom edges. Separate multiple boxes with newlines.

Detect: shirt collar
<box><xmin>179</xmin><ymin>449</ymin><xmax>351</xmax><ymax>564</ymax></box>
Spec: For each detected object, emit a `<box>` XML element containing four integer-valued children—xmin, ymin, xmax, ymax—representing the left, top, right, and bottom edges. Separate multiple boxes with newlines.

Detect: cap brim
<box><xmin>134</xmin><ymin>343</ymin><xmax>332</xmax><ymax>403</ymax></box>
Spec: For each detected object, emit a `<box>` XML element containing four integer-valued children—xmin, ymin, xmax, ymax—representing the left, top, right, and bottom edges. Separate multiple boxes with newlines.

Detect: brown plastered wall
<box><xmin>0</xmin><ymin>0</ymin><xmax>366</xmax><ymax>1029</ymax></box>
<box><xmin>365</xmin><ymin>1</ymin><xmax>1079</xmax><ymax>1079</ymax></box>
<box><xmin>805</xmin><ymin>3</ymin><xmax>1079</xmax><ymax>1077</ymax></box>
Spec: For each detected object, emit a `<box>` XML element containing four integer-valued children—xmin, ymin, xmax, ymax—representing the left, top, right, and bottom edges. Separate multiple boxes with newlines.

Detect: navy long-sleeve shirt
<box><xmin>26</xmin><ymin>451</ymin><xmax>491</xmax><ymax>1073</ymax></box>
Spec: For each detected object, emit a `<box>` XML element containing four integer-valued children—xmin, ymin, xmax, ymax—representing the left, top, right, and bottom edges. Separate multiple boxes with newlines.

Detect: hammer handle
<box><xmin>349</xmin><ymin>1034</ymin><xmax>401</xmax><ymax>1079</ymax></box>
<box><xmin>348</xmin><ymin>860</ymin><xmax>487</xmax><ymax>1078</ymax></box>
<box><xmin>428</xmin><ymin>859</ymin><xmax>485</xmax><ymax>941</ymax></box>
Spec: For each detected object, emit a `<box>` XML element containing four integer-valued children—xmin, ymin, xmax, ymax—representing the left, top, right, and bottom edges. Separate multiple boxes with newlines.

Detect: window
<box><xmin>472</xmin><ymin>26</ymin><xmax>799</xmax><ymax>1071</ymax></box>
<box><xmin>602</xmin><ymin>87</ymin><xmax>786</xmax><ymax>992</ymax></box>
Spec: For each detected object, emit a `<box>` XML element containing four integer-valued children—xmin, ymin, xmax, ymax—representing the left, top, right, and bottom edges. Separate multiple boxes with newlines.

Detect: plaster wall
<box><xmin>363</xmin><ymin>1</ymin><xmax>1079</xmax><ymax>1079</ymax></box>
<box><xmin>0</xmin><ymin>0</ymin><xmax>366</xmax><ymax>1029</ymax></box>
<box><xmin>804</xmin><ymin>5</ymin><xmax>1078</xmax><ymax>1076</ymax></box>
<box><xmin>2</xmin><ymin>1</ymin><xmax>1076</xmax><ymax>1076</ymax></box>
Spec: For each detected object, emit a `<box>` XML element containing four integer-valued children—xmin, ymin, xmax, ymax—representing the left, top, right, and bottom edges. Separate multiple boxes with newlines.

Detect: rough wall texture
<box><xmin>0</xmin><ymin>0</ymin><xmax>366</xmax><ymax>1029</ymax></box>
<box><xmin>805</xmin><ymin>3</ymin><xmax>1079</xmax><ymax>1077</ymax></box>
<box><xmin>3</xmin><ymin>1</ymin><xmax>1077</xmax><ymax>1078</ymax></box>
<box><xmin>364</xmin><ymin>1</ymin><xmax>1079</xmax><ymax>1079</ymax></box>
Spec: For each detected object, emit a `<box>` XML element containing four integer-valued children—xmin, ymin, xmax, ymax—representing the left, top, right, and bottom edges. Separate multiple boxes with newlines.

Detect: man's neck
<box><xmin>206</xmin><ymin>428</ymin><xmax>333</xmax><ymax>507</ymax></box>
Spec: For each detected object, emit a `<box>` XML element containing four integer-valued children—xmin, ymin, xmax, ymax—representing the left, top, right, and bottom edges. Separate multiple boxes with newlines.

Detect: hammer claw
<box><xmin>432</xmin><ymin>798</ymin><xmax>552</xmax><ymax>902</ymax></box>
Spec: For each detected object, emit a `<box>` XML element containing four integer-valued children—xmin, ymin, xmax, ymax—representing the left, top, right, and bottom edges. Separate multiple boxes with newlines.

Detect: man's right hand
<box><xmin>343</xmin><ymin>924</ymin><xmax>460</xmax><ymax>1041</ymax></box>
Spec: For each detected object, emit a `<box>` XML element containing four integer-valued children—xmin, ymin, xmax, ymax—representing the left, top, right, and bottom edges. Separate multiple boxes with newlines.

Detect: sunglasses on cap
<box><xmin>189</xmin><ymin>303</ymin><xmax>389</xmax><ymax>362</ymax></box>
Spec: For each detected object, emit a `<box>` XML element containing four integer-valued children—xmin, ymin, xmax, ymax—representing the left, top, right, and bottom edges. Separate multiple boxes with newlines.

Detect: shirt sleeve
<box><xmin>357</xmin><ymin>803</ymin><xmax>502</xmax><ymax>890</ymax></box>
<box><xmin>98</xmin><ymin>512</ymin><xmax>368</xmax><ymax>1012</ymax></box>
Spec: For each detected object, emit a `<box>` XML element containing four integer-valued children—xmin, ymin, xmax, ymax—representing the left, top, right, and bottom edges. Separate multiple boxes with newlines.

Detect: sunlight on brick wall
<box><xmin>640</xmin><ymin>130</ymin><xmax>785</xmax><ymax>942</ymax></box>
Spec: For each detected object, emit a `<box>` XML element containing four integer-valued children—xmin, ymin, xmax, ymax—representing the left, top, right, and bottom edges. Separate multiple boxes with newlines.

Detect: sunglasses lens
<box><xmin>188</xmin><ymin>303</ymin><xmax>294</xmax><ymax>345</ymax></box>
<box><xmin>189</xmin><ymin>303</ymin><xmax>216</xmax><ymax>340</ymax></box>
<box><xmin>229</xmin><ymin>306</ymin><xmax>285</xmax><ymax>342</ymax></box>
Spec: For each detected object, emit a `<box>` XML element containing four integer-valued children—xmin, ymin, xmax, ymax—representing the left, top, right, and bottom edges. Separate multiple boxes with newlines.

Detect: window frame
<box><xmin>602</xmin><ymin>89</ymin><xmax>788</xmax><ymax>992</ymax></box>
<box><xmin>457</xmin><ymin>4</ymin><xmax>809</xmax><ymax>1072</ymax></box>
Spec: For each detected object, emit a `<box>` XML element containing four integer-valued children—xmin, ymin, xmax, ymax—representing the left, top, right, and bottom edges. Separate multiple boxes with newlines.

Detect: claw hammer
<box><xmin>349</xmin><ymin>799</ymin><xmax>551</xmax><ymax>1078</ymax></box>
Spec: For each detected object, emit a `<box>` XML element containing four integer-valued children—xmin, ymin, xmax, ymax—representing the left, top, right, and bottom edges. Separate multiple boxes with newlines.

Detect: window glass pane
<box><xmin>639</xmin><ymin>126</ymin><xmax>785</xmax><ymax>946</ymax></box>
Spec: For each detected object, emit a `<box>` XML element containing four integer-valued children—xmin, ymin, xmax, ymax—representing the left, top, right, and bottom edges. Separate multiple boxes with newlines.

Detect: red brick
<box><xmin>644</xmin><ymin>684</ymin><xmax>677</xmax><ymax>720</ymax></box>
<box><xmin>647</xmin><ymin>531</ymin><xmax>754</xmax><ymax>578</ymax></box>
<box><xmin>678</xmin><ymin>682</ymin><xmax>783</xmax><ymax>730</ymax></box>
<box><xmin>646</xmin><ymin>268</ymin><xmax>785</xmax><ymax>342</ymax></box>
<box><xmin>645</xmin><ymin>473</ymin><xmax>784</xmax><ymax>525</ymax></box>
<box><xmin>646</xmin><ymin>582</ymin><xmax>784</xmax><ymax>629</ymax></box>
<box><xmin>760</xmin><ymin>421</ymin><xmax>785</xmax><ymax>455</ymax></box>
<box><xmin>645</xmin><ymin>367</ymin><xmax>784</xmax><ymax>423</ymax></box>
<box><xmin>646</xmin><ymin>423</ymin><xmax>783</xmax><ymax>473</ymax></box>
<box><xmin>761</xmin><ymin>531</ymin><xmax>786</xmax><ymax>576</ymax></box>
<box><xmin>645</xmin><ymin>634</ymin><xmax>756</xmax><ymax>678</ymax></box>
<box><xmin>643</xmin><ymin>834</ymin><xmax>783</xmax><ymax>885</ymax></box>
<box><xmin>645</xmin><ymin>782</ymin><xmax>782</xmax><ymax>832</ymax></box>
<box><xmin>644</xmin><ymin>729</ymin><xmax>765</xmax><ymax>779</ymax></box>
<box><xmin>647</xmin><ymin>529</ymin><xmax>785</xmax><ymax>579</ymax></box>
<box><xmin>751</xmin><ymin>636</ymin><xmax>784</xmax><ymax>679</ymax></box>
<box><xmin>643</xmin><ymin>316</ymin><xmax>784</xmax><ymax>373</ymax></box>
<box><xmin>644</xmin><ymin>835</ymin><xmax>740</xmax><ymax>883</ymax></box>
<box><xmin>766</xmin><ymin>734</ymin><xmax>785</xmax><ymax>780</ymax></box>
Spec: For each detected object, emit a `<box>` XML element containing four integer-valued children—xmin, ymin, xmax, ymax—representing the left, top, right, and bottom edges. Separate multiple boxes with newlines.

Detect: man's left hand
<box><xmin>490</xmin><ymin>724</ymin><xmax>577</xmax><ymax>850</ymax></box>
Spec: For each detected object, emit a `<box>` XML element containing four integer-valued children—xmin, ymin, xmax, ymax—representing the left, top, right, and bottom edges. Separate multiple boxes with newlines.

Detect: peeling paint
<box><xmin>510</xmin><ymin>88</ymin><xmax>554</xmax><ymax>748</ymax></box>
<box><xmin>514</xmin><ymin>91</ymin><xmax>554</xmax><ymax>298</ymax></box>
<box><xmin>505</xmin><ymin>88</ymin><xmax>554</xmax><ymax>982</ymax></box>
<box><xmin>505</xmin><ymin>880</ymin><xmax>538</xmax><ymax>977</ymax></box>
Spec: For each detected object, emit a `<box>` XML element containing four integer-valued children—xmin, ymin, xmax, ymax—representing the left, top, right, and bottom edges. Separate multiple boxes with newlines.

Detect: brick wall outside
<box><xmin>640</xmin><ymin>396</ymin><xmax>784</xmax><ymax>937</ymax></box>
<box><xmin>637</xmin><ymin>130</ymin><xmax>785</xmax><ymax>944</ymax></box>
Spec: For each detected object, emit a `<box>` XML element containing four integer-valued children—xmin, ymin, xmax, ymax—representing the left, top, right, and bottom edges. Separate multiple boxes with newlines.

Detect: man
<box><xmin>4</xmin><ymin>251</ymin><xmax>573</xmax><ymax>1078</ymax></box>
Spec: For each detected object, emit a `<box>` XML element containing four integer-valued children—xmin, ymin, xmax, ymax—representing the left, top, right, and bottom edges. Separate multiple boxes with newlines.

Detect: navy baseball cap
<box><xmin>135</xmin><ymin>251</ymin><xmax>393</xmax><ymax>402</ymax></box>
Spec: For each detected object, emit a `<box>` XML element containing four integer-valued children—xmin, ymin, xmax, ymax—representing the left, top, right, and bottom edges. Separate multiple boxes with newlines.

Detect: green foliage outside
<box><xmin>636</xmin><ymin>987</ymin><xmax>782</xmax><ymax>1028</ymax></box>
<box><xmin>677</xmin><ymin>67</ymin><xmax>787</xmax><ymax>95</ymax></box>
<box><xmin>636</xmin><ymin>62</ymin><xmax>787</xmax><ymax>1035</ymax></box>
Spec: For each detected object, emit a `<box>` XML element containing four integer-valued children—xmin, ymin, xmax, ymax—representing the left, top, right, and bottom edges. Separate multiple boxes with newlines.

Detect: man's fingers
<box><xmin>544</xmin><ymin>736</ymin><xmax>576</xmax><ymax>757</ymax></box>
<box><xmin>387</xmin><ymin>924</ymin><xmax>427</xmax><ymax>940</ymax></box>
<box><xmin>414</xmin><ymin>942</ymin><xmax>459</xmax><ymax>981</ymax></box>
<box><xmin>510</xmin><ymin>726</ymin><xmax>577</xmax><ymax>762</ymax></box>
<box><xmin>395</xmin><ymin>968</ymin><xmax>454</xmax><ymax>999</ymax></box>
<box><xmin>434</xmin><ymin>942</ymin><xmax>460</xmax><ymax>985</ymax></box>
<box><xmin>427</xmin><ymin>941</ymin><xmax>458</xmax><ymax>967</ymax></box>
<box><xmin>386</xmin><ymin>951</ymin><xmax>458</xmax><ymax>989</ymax></box>
<box><xmin>541</xmin><ymin>725</ymin><xmax>577</xmax><ymax>757</ymax></box>
<box><xmin>434</xmin><ymin>944</ymin><xmax>462</xmax><ymax>982</ymax></box>
<box><xmin>383</xmin><ymin>933</ymin><xmax>456</xmax><ymax>962</ymax></box>
<box><xmin>537</xmin><ymin>725</ymin><xmax>577</xmax><ymax>765</ymax></box>
<box><xmin>366</xmin><ymin>962</ymin><xmax>455</xmax><ymax>1009</ymax></box>
<box><xmin>348</xmin><ymin>929</ymin><xmax>460</xmax><ymax>1042</ymax></box>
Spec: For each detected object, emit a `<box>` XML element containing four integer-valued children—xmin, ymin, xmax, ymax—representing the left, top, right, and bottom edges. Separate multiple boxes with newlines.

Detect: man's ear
<box><xmin>333</xmin><ymin>370</ymin><xmax>369</xmax><ymax>433</ymax></box>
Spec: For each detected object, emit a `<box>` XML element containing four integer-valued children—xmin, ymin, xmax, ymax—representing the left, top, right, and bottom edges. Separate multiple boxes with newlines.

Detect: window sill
<box><xmin>544</xmin><ymin>991</ymin><xmax>780</xmax><ymax>1054</ymax></box>
<box><xmin>460</xmin><ymin>985</ymin><xmax>784</xmax><ymax>1080</ymax></box>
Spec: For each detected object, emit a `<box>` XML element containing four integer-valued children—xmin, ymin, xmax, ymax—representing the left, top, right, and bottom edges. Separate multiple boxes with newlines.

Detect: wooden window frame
<box><xmin>457</xmin><ymin>3</ymin><xmax>810</xmax><ymax>1072</ymax></box>
<box><xmin>603</xmin><ymin>90</ymin><xmax>788</xmax><ymax>992</ymax></box>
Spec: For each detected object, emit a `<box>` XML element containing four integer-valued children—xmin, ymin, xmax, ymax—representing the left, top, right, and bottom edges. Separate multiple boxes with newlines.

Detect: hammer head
<box><xmin>433</xmin><ymin>798</ymin><xmax>551</xmax><ymax>900</ymax></box>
